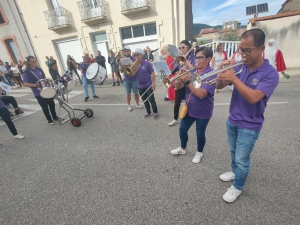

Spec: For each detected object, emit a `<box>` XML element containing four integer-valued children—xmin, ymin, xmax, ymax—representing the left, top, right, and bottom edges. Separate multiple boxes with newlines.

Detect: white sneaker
<box><xmin>136</xmin><ymin>105</ymin><xmax>143</xmax><ymax>109</ymax></box>
<box><xmin>219</xmin><ymin>172</ymin><xmax>235</xmax><ymax>182</ymax></box>
<box><xmin>168</xmin><ymin>119</ymin><xmax>177</xmax><ymax>126</ymax></box>
<box><xmin>14</xmin><ymin>134</ymin><xmax>25</xmax><ymax>139</ymax></box>
<box><xmin>128</xmin><ymin>106</ymin><xmax>133</xmax><ymax>111</ymax></box>
<box><xmin>170</xmin><ymin>146</ymin><xmax>186</xmax><ymax>155</ymax></box>
<box><xmin>223</xmin><ymin>185</ymin><xmax>242</xmax><ymax>203</ymax></box>
<box><xmin>192</xmin><ymin>152</ymin><xmax>203</xmax><ymax>163</ymax></box>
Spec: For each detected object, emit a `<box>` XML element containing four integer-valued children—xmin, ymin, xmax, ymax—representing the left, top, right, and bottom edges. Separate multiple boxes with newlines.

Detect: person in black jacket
<box><xmin>96</xmin><ymin>51</ymin><xmax>106</xmax><ymax>69</ymax></box>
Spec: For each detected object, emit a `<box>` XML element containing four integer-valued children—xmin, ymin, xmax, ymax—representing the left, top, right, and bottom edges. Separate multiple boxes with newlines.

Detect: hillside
<box><xmin>193</xmin><ymin>23</ymin><xmax>247</xmax><ymax>35</ymax></box>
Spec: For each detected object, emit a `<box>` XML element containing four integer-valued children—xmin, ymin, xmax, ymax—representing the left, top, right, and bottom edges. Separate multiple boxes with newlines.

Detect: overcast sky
<box><xmin>192</xmin><ymin>0</ymin><xmax>284</xmax><ymax>25</ymax></box>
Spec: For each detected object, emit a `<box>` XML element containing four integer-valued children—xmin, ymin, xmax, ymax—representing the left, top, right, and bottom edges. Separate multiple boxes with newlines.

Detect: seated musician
<box><xmin>170</xmin><ymin>46</ymin><xmax>215</xmax><ymax>164</ymax></box>
<box><xmin>22</xmin><ymin>56</ymin><xmax>59</xmax><ymax>126</ymax></box>
<box><xmin>0</xmin><ymin>86</ymin><xmax>24</xmax><ymax>117</ymax></box>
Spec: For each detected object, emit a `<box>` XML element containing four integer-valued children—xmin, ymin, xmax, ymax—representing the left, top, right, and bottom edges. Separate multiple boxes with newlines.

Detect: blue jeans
<box><xmin>82</xmin><ymin>77</ymin><xmax>96</xmax><ymax>98</ymax></box>
<box><xmin>179</xmin><ymin>115</ymin><xmax>210</xmax><ymax>152</ymax></box>
<box><xmin>226</xmin><ymin>120</ymin><xmax>261</xmax><ymax>190</ymax></box>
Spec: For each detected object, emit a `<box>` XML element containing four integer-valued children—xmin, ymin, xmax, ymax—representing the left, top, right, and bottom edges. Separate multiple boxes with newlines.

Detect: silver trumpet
<box><xmin>189</xmin><ymin>62</ymin><xmax>245</xmax><ymax>89</ymax></box>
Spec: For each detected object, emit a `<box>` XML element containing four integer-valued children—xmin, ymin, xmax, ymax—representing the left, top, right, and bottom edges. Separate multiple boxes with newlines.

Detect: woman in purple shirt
<box><xmin>170</xmin><ymin>47</ymin><xmax>215</xmax><ymax>164</ymax></box>
<box><xmin>23</xmin><ymin>56</ymin><xmax>59</xmax><ymax>125</ymax></box>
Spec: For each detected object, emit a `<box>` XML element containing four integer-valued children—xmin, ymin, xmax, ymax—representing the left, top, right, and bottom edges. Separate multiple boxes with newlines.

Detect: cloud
<box><xmin>209</xmin><ymin>0</ymin><xmax>239</xmax><ymax>12</ymax></box>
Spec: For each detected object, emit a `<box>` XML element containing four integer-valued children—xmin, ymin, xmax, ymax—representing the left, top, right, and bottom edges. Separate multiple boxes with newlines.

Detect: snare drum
<box><xmin>86</xmin><ymin>63</ymin><xmax>107</xmax><ymax>85</ymax></box>
<box><xmin>37</xmin><ymin>79</ymin><xmax>56</xmax><ymax>98</ymax></box>
<box><xmin>60</xmin><ymin>72</ymin><xmax>76</xmax><ymax>91</ymax></box>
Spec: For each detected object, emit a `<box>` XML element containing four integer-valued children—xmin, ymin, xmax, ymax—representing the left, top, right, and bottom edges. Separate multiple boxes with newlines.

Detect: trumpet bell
<box><xmin>162</xmin><ymin>76</ymin><xmax>171</xmax><ymax>88</ymax></box>
<box><xmin>190</xmin><ymin>72</ymin><xmax>202</xmax><ymax>89</ymax></box>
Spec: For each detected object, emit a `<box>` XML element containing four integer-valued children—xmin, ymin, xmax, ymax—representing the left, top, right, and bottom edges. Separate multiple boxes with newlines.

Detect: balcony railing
<box><xmin>77</xmin><ymin>0</ymin><xmax>106</xmax><ymax>23</ymax></box>
<box><xmin>44</xmin><ymin>7</ymin><xmax>72</xmax><ymax>30</ymax></box>
<box><xmin>120</xmin><ymin>0</ymin><xmax>150</xmax><ymax>14</ymax></box>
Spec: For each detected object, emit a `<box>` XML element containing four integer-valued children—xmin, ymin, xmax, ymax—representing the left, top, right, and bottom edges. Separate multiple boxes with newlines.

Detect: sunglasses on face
<box><xmin>179</xmin><ymin>46</ymin><xmax>188</xmax><ymax>50</ymax></box>
<box><xmin>195</xmin><ymin>56</ymin><xmax>206</xmax><ymax>60</ymax></box>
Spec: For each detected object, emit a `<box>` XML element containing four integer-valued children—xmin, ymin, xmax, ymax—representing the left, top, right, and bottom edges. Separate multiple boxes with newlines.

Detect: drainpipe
<box><xmin>12</xmin><ymin>0</ymin><xmax>39</xmax><ymax>62</ymax></box>
<box><xmin>171</xmin><ymin>0</ymin><xmax>175</xmax><ymax>45</ymax></box>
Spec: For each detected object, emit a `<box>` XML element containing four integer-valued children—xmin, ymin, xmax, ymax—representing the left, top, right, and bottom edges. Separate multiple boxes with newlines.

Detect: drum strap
<box><xmin>23</xmin><ymin>68</ymin><xmax>45</xmax><ymax>82</ymax></box>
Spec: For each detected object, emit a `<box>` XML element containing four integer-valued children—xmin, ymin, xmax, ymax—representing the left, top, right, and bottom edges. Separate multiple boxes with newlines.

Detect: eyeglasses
<box><xmin>195</xmin><ymin>56</ymin><xmax>206</xmax><ymax>60</ymax></box>
<box><xmin>179</xmin><ymin>46</ymin><xmax>188</xmax><ymax>50</ymax></box>
<box><xmin>238</xmin><ymin>47</ymin><xmax>257</xmax><ymax>56</ymax></box>
<box><xmin>134</xmin><ymin>54</ymin><xmax>140</xmax><ymax>57</ymax></box>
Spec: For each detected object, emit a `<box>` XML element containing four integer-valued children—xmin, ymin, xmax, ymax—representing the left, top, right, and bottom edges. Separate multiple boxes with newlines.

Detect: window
<box><xmin>121</xmin><ymin>27</ymin><xmax>132</xmax><ymax>39</ymax></box>
<box><xmin>92</xmin><ymin>33</ymin><xmax>107</xmax><ymax>42</ymax></box>
<box><xmin>4</xmin><ymin>39</ymin><xmax>21</xmax><ymax>63</ymax></box>
<box><xmin>145</xmin><ymin>23</ymin><xmax>156</xmax><ymax>36</ymax></box>
<box><xmin>132</xmin><ymin>25</ymin><xmax>144</xmax><ymax>38</ymax></box>
<box><xmin>0</xmin><ymin>5</ymin><xmax>8</xmax><ymax>25</ymax></box>
<box><xmin>86</xmin><ymin>0</ymin><xmax>100</xmax><ymax>9</ymax></box>
<box><xmin>121</xmin><ymin>23</ymin><xmax>156</xmax><ymax>40</ymax></box>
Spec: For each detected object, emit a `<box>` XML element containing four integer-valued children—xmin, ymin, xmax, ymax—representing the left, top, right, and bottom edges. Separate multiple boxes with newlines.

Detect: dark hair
<box><xmin>180</xmin><ymin>40</ymin><xmax>192</xmax><ymax>49</ymax></box>
<box><xmin>26</xmin><ymin>55</ymin><xmax>35</xmax><ymax>67</ymax></box>
<box><xmin>241</xmin><ymin>28</ymin><xmax>265</xmax><ymax>48</ymax></box>
<box><xmin>195</xmin><ymin>46</ymin><xmax>213</xmax><ymax>59</ymax></box>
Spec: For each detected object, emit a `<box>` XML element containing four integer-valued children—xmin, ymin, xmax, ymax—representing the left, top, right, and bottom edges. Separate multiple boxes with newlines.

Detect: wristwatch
<box><xmin>184</xmin><ymin>80</ymin><xmax>191</xmax><ymax>86</ymax></box>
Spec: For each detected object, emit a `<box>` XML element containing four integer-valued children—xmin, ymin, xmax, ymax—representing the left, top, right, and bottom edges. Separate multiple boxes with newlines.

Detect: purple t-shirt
<box><xmin>185</xmin><ymin>65</ymin><xmax>216</xmax><ymax>119</ymax></box>
<box><xmin>0</xmin><ymin>99</ymin><xmax>6</xmax><ymax>108</ymax></box>
<box><xmin>135</xmin><ymin>60</ymin><xmax>154</xmax><ymax>88</ymax></box>
<box><xmin>123</xmin><ymin>56</ymin><xmax>137</xmax><ymax>81</ymax></box>
<box><xmin>79</xmin><ymin>63</ymin><xmax>89</xmax><ymax>77</ymax></box>
<box><xmin>22</xmin><ymin>68</ymin><xmax>45</xmax><ymax>97</ymax></box>
<box><xmin>229</xmin><ymin>59</ymin><xmax>279</xmax><ymax>130</ymax></box>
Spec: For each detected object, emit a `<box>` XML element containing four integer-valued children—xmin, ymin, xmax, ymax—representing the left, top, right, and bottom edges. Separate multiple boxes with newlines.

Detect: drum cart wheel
<box><xmin>71</xmin><ymin>118</ymin><xmax>81</xmax><ymax>127</ymax></box>
<box><xmin>84</xmin><ymin>109</ymin><xmax>93</xmax><ymax>117</ymax></box>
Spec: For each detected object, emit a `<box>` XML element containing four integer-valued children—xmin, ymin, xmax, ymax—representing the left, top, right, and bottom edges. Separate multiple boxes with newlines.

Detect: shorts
<box><xmin>124</xmin><ymin>80</ymin><xmax>138</xmax><ymax>95</ymax></box>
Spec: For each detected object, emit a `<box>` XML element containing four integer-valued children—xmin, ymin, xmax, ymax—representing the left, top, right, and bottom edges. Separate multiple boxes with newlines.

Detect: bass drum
<box><xmin>86</xmin><ymin>63</ymin><xmax>107</xmax><ymax>85</ymax></box>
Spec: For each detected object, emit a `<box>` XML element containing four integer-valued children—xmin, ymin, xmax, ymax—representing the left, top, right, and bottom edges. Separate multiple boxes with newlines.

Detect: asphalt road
<box><xmin>1</xmin><ymin>71</ymin><xmax>300</xmax><ymax>225</ymax></box>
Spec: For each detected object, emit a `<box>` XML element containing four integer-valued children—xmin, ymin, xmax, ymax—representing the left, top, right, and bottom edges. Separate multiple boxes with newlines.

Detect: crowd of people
<box><xmin>1</xmin><ymin>28</ymin><xmax>293</xmax><ymax>203</ymax></box>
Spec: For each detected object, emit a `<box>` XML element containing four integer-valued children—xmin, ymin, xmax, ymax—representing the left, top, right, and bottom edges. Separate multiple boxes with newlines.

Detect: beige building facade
<box><xmin>16</xmin><ymin>0</ymin><xmax>192</xmax><ymax>75</ymax></box>
<box><xmin>248</xmin><ymin>11</ymin><xmax>300</xmax><ymax>69</ymax></box>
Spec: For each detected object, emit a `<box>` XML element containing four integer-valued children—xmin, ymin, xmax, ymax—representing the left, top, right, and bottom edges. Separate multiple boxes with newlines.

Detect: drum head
<box><xmin>86</xmin><ymin>63</ymin><xmax>99</xmax><ymax>80</ymax></box>
<box><xmin>40</xmin><ymin>88</ymin><xmax>56</xmax><ymax>98</ymax></box>
<box><xmin>66</xmin><ymin>80</ymin><xmax>77</xmax><ymax>91</ymax></box>
<box><xmin>91</xmin><ymin>66</ymin><xmax>107</xmax><ymax>85</ymax></box>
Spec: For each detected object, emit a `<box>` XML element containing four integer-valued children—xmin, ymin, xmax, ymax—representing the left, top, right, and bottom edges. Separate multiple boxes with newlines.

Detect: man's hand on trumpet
<box><xmin>178</xmin><ymin>68</ymin><xmax>190</xmax><ymax>83</ymax></box>
<box><xmin>217</xmin><ymin>61</ymin><xmax>238</xmax><ymax>84</ymax></box>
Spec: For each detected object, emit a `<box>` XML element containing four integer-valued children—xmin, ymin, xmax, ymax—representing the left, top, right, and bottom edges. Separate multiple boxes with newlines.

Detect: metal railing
<box><xmin>44</xmin><ymin>7</ymin><xmax>72</xmax><ymax>29</ymax></box>
<box><xmin>199</xmin><ymin>41</ymin><xmax>240</xmax><ymax>59</ymax></box>
<box><xmin>120</xmin><ymin>0</ymin><xmax>149</xmax><ymax>12</ymax></box>
<box><xmin>77</xmin><ymin>0</ymin><xmax>106</xmax><ymax>21</ymax></box>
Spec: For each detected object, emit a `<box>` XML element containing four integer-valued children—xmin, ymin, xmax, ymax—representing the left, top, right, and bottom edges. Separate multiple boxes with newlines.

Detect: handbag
<box><xmin>179</xmin><ymin>92</ymin><xmax>192</xmax><ymax>119</ymax></box>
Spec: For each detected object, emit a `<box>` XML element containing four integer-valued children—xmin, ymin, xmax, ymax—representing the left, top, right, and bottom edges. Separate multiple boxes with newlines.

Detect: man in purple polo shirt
<box><xmin>122</xmin><ymin>46</ymin><xmax>143</xmax><ymax>111</ymax></box>
<box><xmin>133</xmin><ymin>48</ymin><xmax>158</xmax><ymax>118</ymax></box>
<box><xmin>23</xmin><ymin>56</ymin><xmax>59</xmax><ymax>125</ymax></box>
<box><xmin>216</xmin><ymin>29</ymin><xmax>279</xmax><ymax>203</ymax></box>
<box><xmin>0</xmin><ymin>99</ymin><xmax>24</xmax><ymax>139</ymax></box>
<box><xmin>170</xmin><ymin>47</ymin><xmax>215</xmax><ymax>164</ymax></box>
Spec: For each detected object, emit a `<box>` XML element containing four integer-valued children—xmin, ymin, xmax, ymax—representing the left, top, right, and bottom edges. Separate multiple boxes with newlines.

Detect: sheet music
<box><xmin>167</xmin><ymin>44</ymin><xmax>179</xmax><ymax>57</ymax></box>
<box><xmin>120</xmin><ymin>58</ymin><xmax>133</xmax><ymax>66</ymax></box>
<box><xmin>0</xmin><ymin>82</ymin><xmax>11</xmax><ymax>93</ymax></box>
<box><xmin>152</xmin><ymin>60</ymin><xmax>172</xmax><ymax>76</ymax></box>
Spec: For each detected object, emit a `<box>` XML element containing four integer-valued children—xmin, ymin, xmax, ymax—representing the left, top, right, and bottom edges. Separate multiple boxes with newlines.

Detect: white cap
<box><xmin>134</xmin><ymin>48</ymin><xmax>144</xmax><ymax>55</ymax></box>
<box><xmin>123</xmin><ymin>46</ymin><xmax>131</xmax><ymax>50</ymax></box>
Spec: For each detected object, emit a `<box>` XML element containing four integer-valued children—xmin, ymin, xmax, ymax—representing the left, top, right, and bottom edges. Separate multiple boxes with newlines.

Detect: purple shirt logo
<box><xmin>251</xmin><ymin>78</ymin><xmax>259</xmax><ymax>85</ymax></box>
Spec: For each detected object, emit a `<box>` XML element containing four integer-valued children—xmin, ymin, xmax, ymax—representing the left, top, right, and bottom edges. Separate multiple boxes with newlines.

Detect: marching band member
<box><xmin>0</xmin><ymin>98</ymin><xmax>24</xmax><ymax>139</ymax></box>
<box><xmin>78</xmin><ymin>56</ymin><xmax>99</xmax><ymax>102</ymax></box>
<box><xmin>122</xmin><ymin>46</ymin><xmax>143</xmax><ymax>112</ymax></box>
<box><xmin>170</xmin><ymin>46</ymin><xmax>215</xmax><ymax>164</ymax></box>
<box><xmin>23</xmin><ymin>56</ymin><xmax>59</xmax><ymax>125</ymax></box>
<box><xmin>134</xmin><ymin>48</ymin><xmax>158</xmax><ymax>119</ymax></box>
<box><xmin>168</xmin><ymin>40</ymin><xmax>195</xmax><ymax>126</ymax></box>
<box><xmin>216</xmin><ymin>29</ymin><xmax>279</xmax><ymax>203</ymax></box>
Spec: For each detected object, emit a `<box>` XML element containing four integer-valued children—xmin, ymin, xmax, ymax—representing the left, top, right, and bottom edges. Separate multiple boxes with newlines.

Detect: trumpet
<box><xmin>168</xmin><ymin>42</ymin><xmax>197</xmax><ymax>68</ymax></box>
<box><xmin>189</xmin><ymin>62</ymin><xmax>245</xmax><ymax>89</ymax></box>
<box><xmin>163</xmin><ymin>65</ymin><xmax>197</xmax><ymax>88</ymax></box>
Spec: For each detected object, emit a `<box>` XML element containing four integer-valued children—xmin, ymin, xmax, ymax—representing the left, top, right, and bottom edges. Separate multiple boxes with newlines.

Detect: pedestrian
<box><xmin>66</xmin><ymin>55</ymin><xmax>81</xmax><ymax>82</ymax></box>
<box><xmin>48</xmin><ymin>56</ymin><xmax>60</xmax><ymax>83</ymax></box>
<box><xmin>10</xmin><ymin>62</ymin><xmax>24</xmax><ymax>87</ymax></box>
<box><xmin>264</xmin><ymin>39</ymin><xmax>290</xmax><ymax>79</ymax></box>
<box><xmin>216</xmin><ymin>29</ymin><xmax>279</xmax><ymax>203</ymax></box>
<box><xmin>96</xmin><ymin>51</ymin><xmax>106</xmax><ymax>69</ymax></box>
<box><xmin>134</xmin><ymin>48</ymin><xmax>158</xmax><ymax>119</ymax></box>
<box><xmin>22</xmin><ymin>56</ymin><xmax>60</xmax><ymax>125</ymax></box>
<box><xmin>108</xmin><ymin>50</ymin><xmax>121</xmax><ymax>86</ymax></box>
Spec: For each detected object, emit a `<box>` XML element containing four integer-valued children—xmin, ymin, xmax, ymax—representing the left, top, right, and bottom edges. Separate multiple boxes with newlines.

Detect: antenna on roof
<box><xmin>246</xmin><ymin>3</ymin><xmax>268</xmax><ymax>18</ymax></box>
